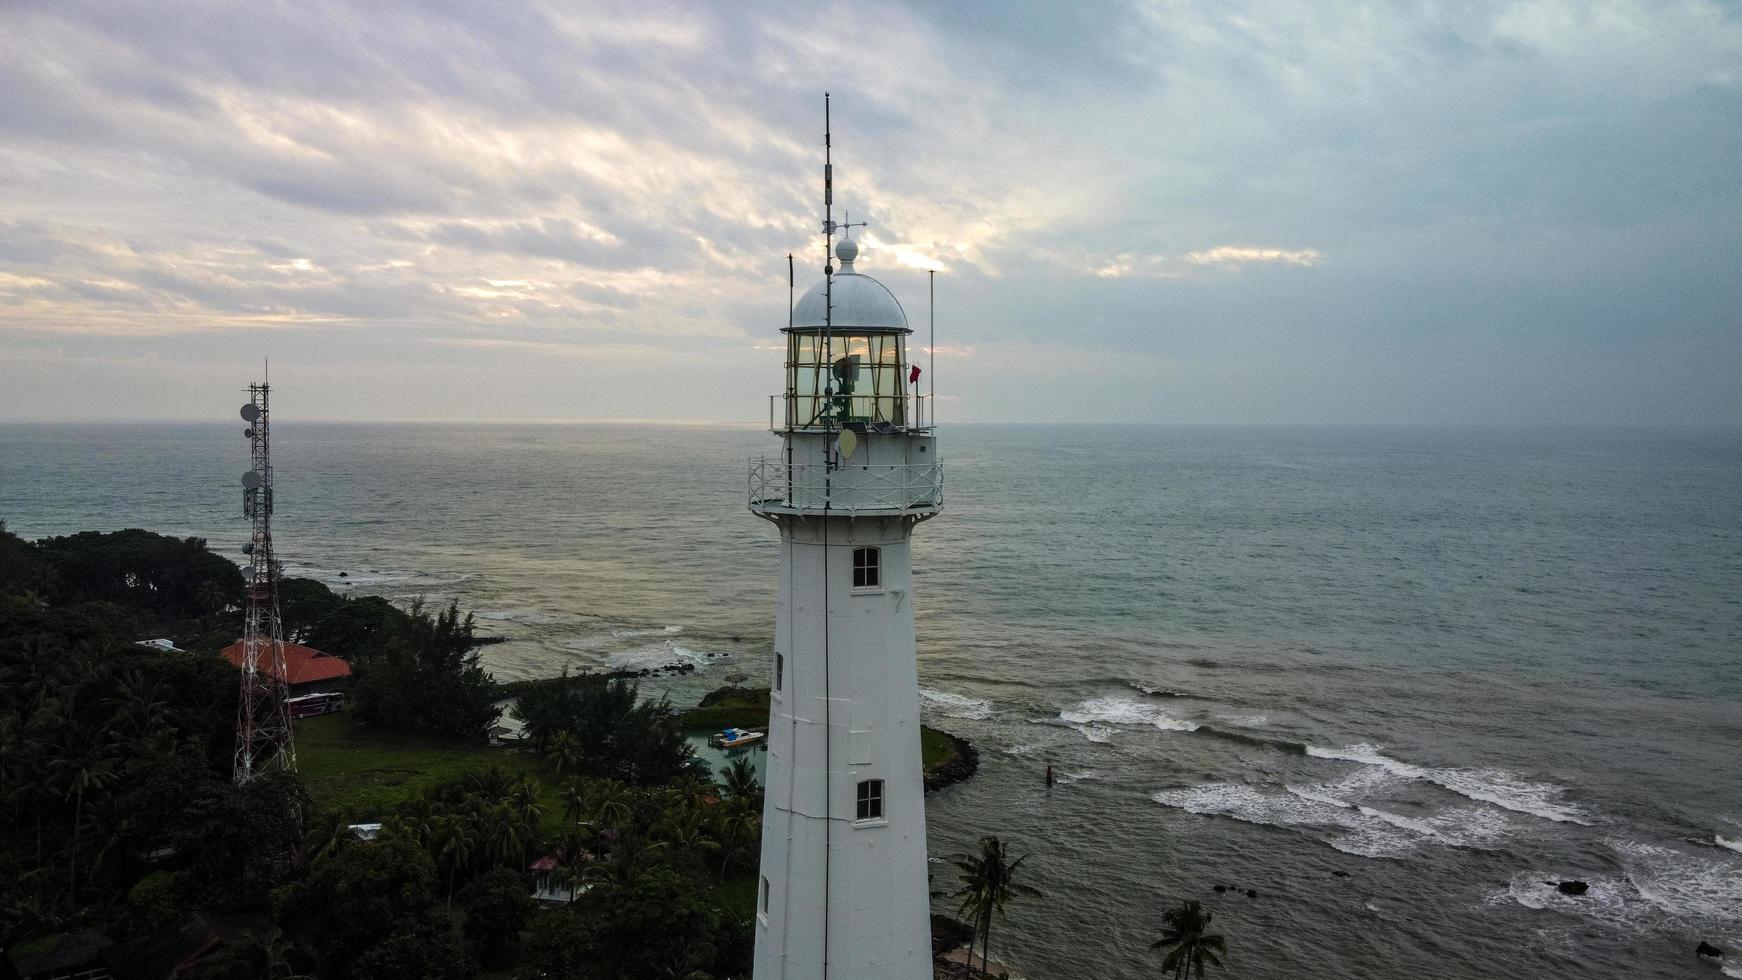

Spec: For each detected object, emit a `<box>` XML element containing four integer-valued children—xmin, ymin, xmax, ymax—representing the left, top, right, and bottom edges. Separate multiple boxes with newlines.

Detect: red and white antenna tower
<box><xmin>234</xmin><ymin>375</ymin><xmax>296</xmax><ymax>784</ymax></box>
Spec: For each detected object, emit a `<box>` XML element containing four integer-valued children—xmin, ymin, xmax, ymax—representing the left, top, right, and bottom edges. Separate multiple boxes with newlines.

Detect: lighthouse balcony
<box><xmin>748</xmin><ymin>457</ymin><xmax>943</xmax><ymax>516</ymax></box>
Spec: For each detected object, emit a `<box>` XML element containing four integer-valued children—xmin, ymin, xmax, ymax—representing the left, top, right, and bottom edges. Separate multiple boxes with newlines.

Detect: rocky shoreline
<box><xmin>924</xmin><ymin>729</ymin><xmax>979</xmax><ymax>794</ymax></box>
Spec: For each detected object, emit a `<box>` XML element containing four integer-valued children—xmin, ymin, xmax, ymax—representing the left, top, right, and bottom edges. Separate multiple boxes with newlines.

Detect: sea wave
<box><xmin>1306</xmin><ymin>743</ymin><xmax>1590</xmax><ymax>825</ymax></box>
<box><xmin>919</xmin><ymin>688</ymin><xmax>994</xmax><ymax>721</ymax></box>
<box><xmin>476</xmin><ymin>607</ymin><xmax>588</xmax><ymax>627</ymax></box>
<box><xmin>1490</xmin><ymin>840</ymin><xmax>1742</xmax><ymax>948</ymax></box>
<box><xmin>604</xmin><ymin>642</ymin><xmax>719</xmax><ymax>672</ymax></box>
<box><xmin>1218</xmin><ymin>714</ymin><xmax>1268</xmax><ymax>728</ymax></box>
<box><xmin>1717</xmin><ymin>835</ymin><xmax>1742</xmax><ymax>855</ymax></box>
<box><xmin>1060</xmin><ymin>696</ymin><xmax>1198</xmax><ymax>734</ymax></box>
<box><xmin>1155</xmin><ymin>771</ymin><xmax>1512</xmax><ymax>860</ymax></box>
<box><xmin>611</xmin><ymin>625</ymin><xmax>684</xmax><ymax>638</ymax></box>
<box><xmin>1127</xmin><ymin>682</ymin><xmax>1199</xmax><ymax>699</ymax></box>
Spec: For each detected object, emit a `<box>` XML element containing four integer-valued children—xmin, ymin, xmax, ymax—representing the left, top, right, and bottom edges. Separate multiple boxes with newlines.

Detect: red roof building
<box><xmin>220</xmin><ymin>640</ymin><xmax>351</xmax><ymax>693</ymax></box>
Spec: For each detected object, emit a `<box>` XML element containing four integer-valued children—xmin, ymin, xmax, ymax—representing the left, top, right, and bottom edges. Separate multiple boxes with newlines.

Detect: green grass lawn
<box><xmin>920</xmin><ymin>726</ymin><xmax>958</xmax><ymax>772</ymax></box>
<box><xmin>297</xmin><ymin>712</ymin><xmax>563</xmax><ymax>828</ymax></box>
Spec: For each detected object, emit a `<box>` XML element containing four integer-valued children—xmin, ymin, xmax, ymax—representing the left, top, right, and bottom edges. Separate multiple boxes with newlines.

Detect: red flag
<box><xmin>909</xmin><ymin>364</ymin><xmax>922</xmax><ymax>385</ymax></box>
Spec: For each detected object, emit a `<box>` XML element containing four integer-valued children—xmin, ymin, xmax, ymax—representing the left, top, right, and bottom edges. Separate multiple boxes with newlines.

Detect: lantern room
<box><xmin>778</xmin><ymin>235</ymin><xmax>923</xmax><ymax>431</ymax></box>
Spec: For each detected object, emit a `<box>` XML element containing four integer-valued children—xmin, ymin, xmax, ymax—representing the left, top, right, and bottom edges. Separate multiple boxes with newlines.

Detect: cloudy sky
<box><xmin>1</xmin><ymin>1</ymin><xmax>1738</xmax><ymax>424</ymax></box>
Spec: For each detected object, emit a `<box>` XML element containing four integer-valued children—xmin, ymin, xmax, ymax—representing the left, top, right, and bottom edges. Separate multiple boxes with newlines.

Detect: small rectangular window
<box><xmin>760</xmin><ymin>875</ymin><xmax>770</xmax><ymax>914</ymax></box>
<box><xmin>774</xmin><ymin>652</ymin><xmax>784</xmax><ymax>693</ymax></box>
<box><xmin>856</xmin><ymin>778</ymin><xmax>884</xmax><ymax>821</ymax></box>
<box><xmin>852</xmin><ymin>547</ymin><xmax>880</xmax><ymax>589</ymax></box>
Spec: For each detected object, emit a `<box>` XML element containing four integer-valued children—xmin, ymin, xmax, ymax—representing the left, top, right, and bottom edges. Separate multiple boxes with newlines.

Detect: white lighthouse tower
<box><xmin>748</xmin><ymin>103</ymin><xmax>942</xmax><ymax>980</ymax></box>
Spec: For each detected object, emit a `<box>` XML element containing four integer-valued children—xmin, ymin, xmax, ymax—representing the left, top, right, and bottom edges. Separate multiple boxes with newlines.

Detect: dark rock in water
<box><xmin>731</xmin><ymin>635</ymin><xmax>742</xmax><ymax>643</ymax></box>
<box><xmin>338</xmin><ymin>571</ymin><xmax>348</xmax><ymax>578</ymax></box>
<box><xmin>1213</xmin><ymin>885</ymin><xmax>1227</xmax><ymax>893</ymax></box>
<box><xmin>1246</xmin><ymin>889</ymin><xmax>1259</xmax><ymax>899</ymax></box>
<box><xmin>1556</xmin><ymin>880</ymin><xmax>1589</xmax><ymax>896</ymax></box>
<box><xmin>1696</xmin><ymin>941</ymin><xmax>1724</xmax><ymax>959</ymax></box>
<box><xmin>1332</xmin><ymin>871</ymin><xmax>1351</xmax><ymax>878</ymax></box>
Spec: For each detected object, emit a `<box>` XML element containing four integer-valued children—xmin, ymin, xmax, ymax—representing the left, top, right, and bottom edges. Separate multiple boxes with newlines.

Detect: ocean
<box><xmin>2</xmin><ymin>421</ymin><xmax>1739</xmax><ymax>979</ymax></box>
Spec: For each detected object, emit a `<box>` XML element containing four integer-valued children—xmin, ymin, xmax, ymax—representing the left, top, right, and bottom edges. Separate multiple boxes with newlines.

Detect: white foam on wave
<box><xmin>1053</xmin><ymin>771</ymin><xmax>1096</xmax><ymax>785</ymax></box>
<box><xmin>919</xmin><ymin>688</ymin><xmax>994</xmax><ymax>721</ymax></box>
<box><xmin>611</xmin><ymin>625</ymin><xmax>684</xmax><ymax>638</ymax></box>
<box><xmin>1218</xmin><ymin>714</ymin><xmax>1268</xmax><ymax>728</ymax></box>
<box><xmin>1071</xmin><ymin>723</ymin><xmax>1117</xmax><ymax>743</ymax></box>
<box><xmin>1491</xmin><ymin>840</ymin><xmax>1742</xmax><ymax>951</ymax></box>
<box><xmin>1153</xmin><ymin>783</ymin><xmax>1416</xmax><ymax>859</ymax></box>
<box><xmin>605</xmin><ymin>642</ymin><xmax>716</xmax><ymax>672</ymax></box>
<box><xmin>1306</xmin><ymin>743</ymin><xmax>1589</xmax><ymax>825</ymax></box>
<box><xmin>1717</xmin><ymin>835</ymin><xmax>1742</xmax><ymax>855</ymax></box>
<box><xmin>1060</xmin><ymin>696</ymin><xmax>1198</xmax><ymax>736</ymax></box>
<box><xmin>1611</xmin><ymin>838</ymin><xmax>1742</xmax><ymax>928</ymax></box>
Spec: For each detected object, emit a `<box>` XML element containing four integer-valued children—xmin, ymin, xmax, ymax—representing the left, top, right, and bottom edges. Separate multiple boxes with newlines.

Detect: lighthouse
<box><xmin>747</xmin><ymin>118</ymin><xmax>942</xmax><ymax>980</ymax></box>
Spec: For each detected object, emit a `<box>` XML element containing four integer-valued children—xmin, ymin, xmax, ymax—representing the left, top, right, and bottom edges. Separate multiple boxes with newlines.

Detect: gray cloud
<box><xmin>0</xmin><ymin>0</ymin><xmax>1738</xmax><ymax>424</ymax></box>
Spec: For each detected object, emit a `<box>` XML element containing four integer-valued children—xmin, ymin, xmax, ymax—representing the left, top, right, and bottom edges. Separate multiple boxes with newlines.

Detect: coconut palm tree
<box><xmin>561</xmin><ymin>777</ymin><xmax>590</xmax><ymax>828</ymax></box>
<box><xmin>952</xmin><ymin>835</ymin><xmax>1041</xmax><ymax>976</ymax></box>
<box><xmin>1151</xmin><ymin>900</ymin><xmax>1226</xmax><ymax>980</ymax></box>
<box><xmin>549</xmin><ymin>729</ymin><xmax>583</xmax><ymax>777</ymax></box>
<box><xmin>721</xmin><ymin>756</ymin><xmax>760</xmax><ymax>804</ymax></box>
<box><xmin>51</xmin><ymin>730</ymin><xmax>119</xmax><ymax>897</ymax></box>
<box><xmin>587</xmin><ymin>779</ymin><xmax>634</xmax><ymax>831</ymax></box>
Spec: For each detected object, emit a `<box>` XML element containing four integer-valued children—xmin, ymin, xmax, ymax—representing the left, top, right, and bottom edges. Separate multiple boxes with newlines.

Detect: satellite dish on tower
<box><xmin>837</xmin><ymin>429</ymin><xmax>858</xmax><ymax>459</ymax></box>
<box><xmin>241</xmin><ymin>470</ymin><xmax>263</xmax><ymax>490</ymax></box>
<box><xmin>240</xmin><ymin>403</ymin><xmax>261</xmax><ymax>423</ymax></box>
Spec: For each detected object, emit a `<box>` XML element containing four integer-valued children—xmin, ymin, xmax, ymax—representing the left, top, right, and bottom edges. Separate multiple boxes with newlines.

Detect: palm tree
<box><xmin>434</xmin><ymin>814</ymin><xmax>479</xmax><ymax>904</ymax></box>
<box><xmin>51</xmin><ymin>731</ymin><xmax>119</xmax><ymax>898</ymax></box>
<box><xmin>713</xmin><ymin>800</ymin><xmax>759</xmax><ymax>881</ymax></box>
<box><xmin>304</xmin><ymin>809</ymin><xmax>355</xmax><ymax>869</ymax></box>
<box><xmin>1151</xmin><ymin>900</ymin><xmax>1226</xmax><ymax>980</ymax></box>
<box><xmin>560</xmin><ymin>777</ymin><xmax>590</xmax><ymax>828</ymax></box>
<box><xmin>721</xmin><ymin>756</ymin><xmax>760</xmax><ymax>805</ymax></box>
<box><xmin>586</xmin><ymin>779</ymin><xmax>633</xmax><ymax>832</ymax></box>
<box><xmin>952</xmin><ymin>836</ymin><xmax>1041</xmax><ymax>976</ymax></box>
<box><xmin>549</xmin><ymin>729</ymin><xmax>583</xmax><ymax>777</ymax></box>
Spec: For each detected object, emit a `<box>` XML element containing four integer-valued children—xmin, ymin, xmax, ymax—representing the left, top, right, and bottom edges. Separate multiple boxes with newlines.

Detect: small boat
<box><xmin>709</xmin><ymin>727</ymin><xmax>766</xmax><ymax>749</ymax></box>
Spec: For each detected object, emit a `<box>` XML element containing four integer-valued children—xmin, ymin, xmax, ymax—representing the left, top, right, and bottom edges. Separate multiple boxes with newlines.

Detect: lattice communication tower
<box><xmin>234</xmin><ymin>381</ymin><xmax>296</xmax><ymax>784</ymax></box>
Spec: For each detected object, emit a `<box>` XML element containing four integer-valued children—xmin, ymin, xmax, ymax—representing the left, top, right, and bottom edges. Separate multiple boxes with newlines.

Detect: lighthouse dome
<box><xmin>788</xmin><ymin>238</ymin><xmax>909</xmax><ymax>332</ymax></box>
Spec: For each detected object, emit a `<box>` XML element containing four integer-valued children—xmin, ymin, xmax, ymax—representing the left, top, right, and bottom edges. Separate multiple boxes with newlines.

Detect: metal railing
<box><xmin>748</xmin><ymin>458</ymin><xmax>943</xmax><ymax>515</ymax></box>
<box><xmin>767</xmin><ymin>392</ymin><xmax>935</xmax><ymax>433</ymax></box>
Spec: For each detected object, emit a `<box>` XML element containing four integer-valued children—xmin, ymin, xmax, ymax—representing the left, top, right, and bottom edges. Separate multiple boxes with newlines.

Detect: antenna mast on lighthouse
<box><xmin>234</xmin><ymin>374</ymin><xmax>296</xmax><ymax>785</ymax></box>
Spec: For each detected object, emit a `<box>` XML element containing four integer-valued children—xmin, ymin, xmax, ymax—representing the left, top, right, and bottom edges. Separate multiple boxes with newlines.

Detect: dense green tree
<box><xmin>460</xmin><ymin>866</ymin><xmax>535</xmax><ymax>963</ymax></box>
<box><xmin>350</xmin><ymin>918</ymin><xmax>475</xmax><ymax>980</ymax></box>
<box><xmin>1152</xmin><ymin>899</ymin><xmax>1227</xmax><ymax>980</ymax></box>
<box><xmin>33</xmin><ymin>529</ymin><xmax>243</xmax><ymax>623</ymax></box>
<box><xmin>0</xmin><ymin>524</ymin><xmax>49</xmax><ymax>597</ymax></box>
<box><xmin>275</xmin><ymin>837</ymin><xmax>457</xmax><ymax>980</ymax></box>
<box><xmin>303</xmin><ymin>595</ymin><xmax>410</xmax><ymax>665</ymax></box>
<box><xmin>511</xmin><ymin>676</ymin><xmax>696</xmax><ymax>786</ymax></box>
<box><xmin>277</xmin><ymin>577</ymin><xmax>344</xmax><ymax>644</ymax></box>
<box><xmin>353</xmin><ymin>601</ymin><xmax>499</xmax><ymax>741</ymax></box>
<box><xmin>521</xmin><ymin>863</ymin><xmax>719</xmax><ymax>980</ymax></box>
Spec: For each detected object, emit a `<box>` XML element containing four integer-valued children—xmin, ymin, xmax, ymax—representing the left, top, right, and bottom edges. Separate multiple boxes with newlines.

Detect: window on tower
<box><xmin>856</xmin><ymin>778</ymin><xmax>885</xmax><ymax>821</ymax></box>
<box><xmin>853</xmin><ymin>547</ymin><xmax>881</xmax><ymax>589</ymax></box>
<box><xmin>774</xmin><ymin>652</ymin><xmax>784</xmax><ymax>693</ymax></box>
